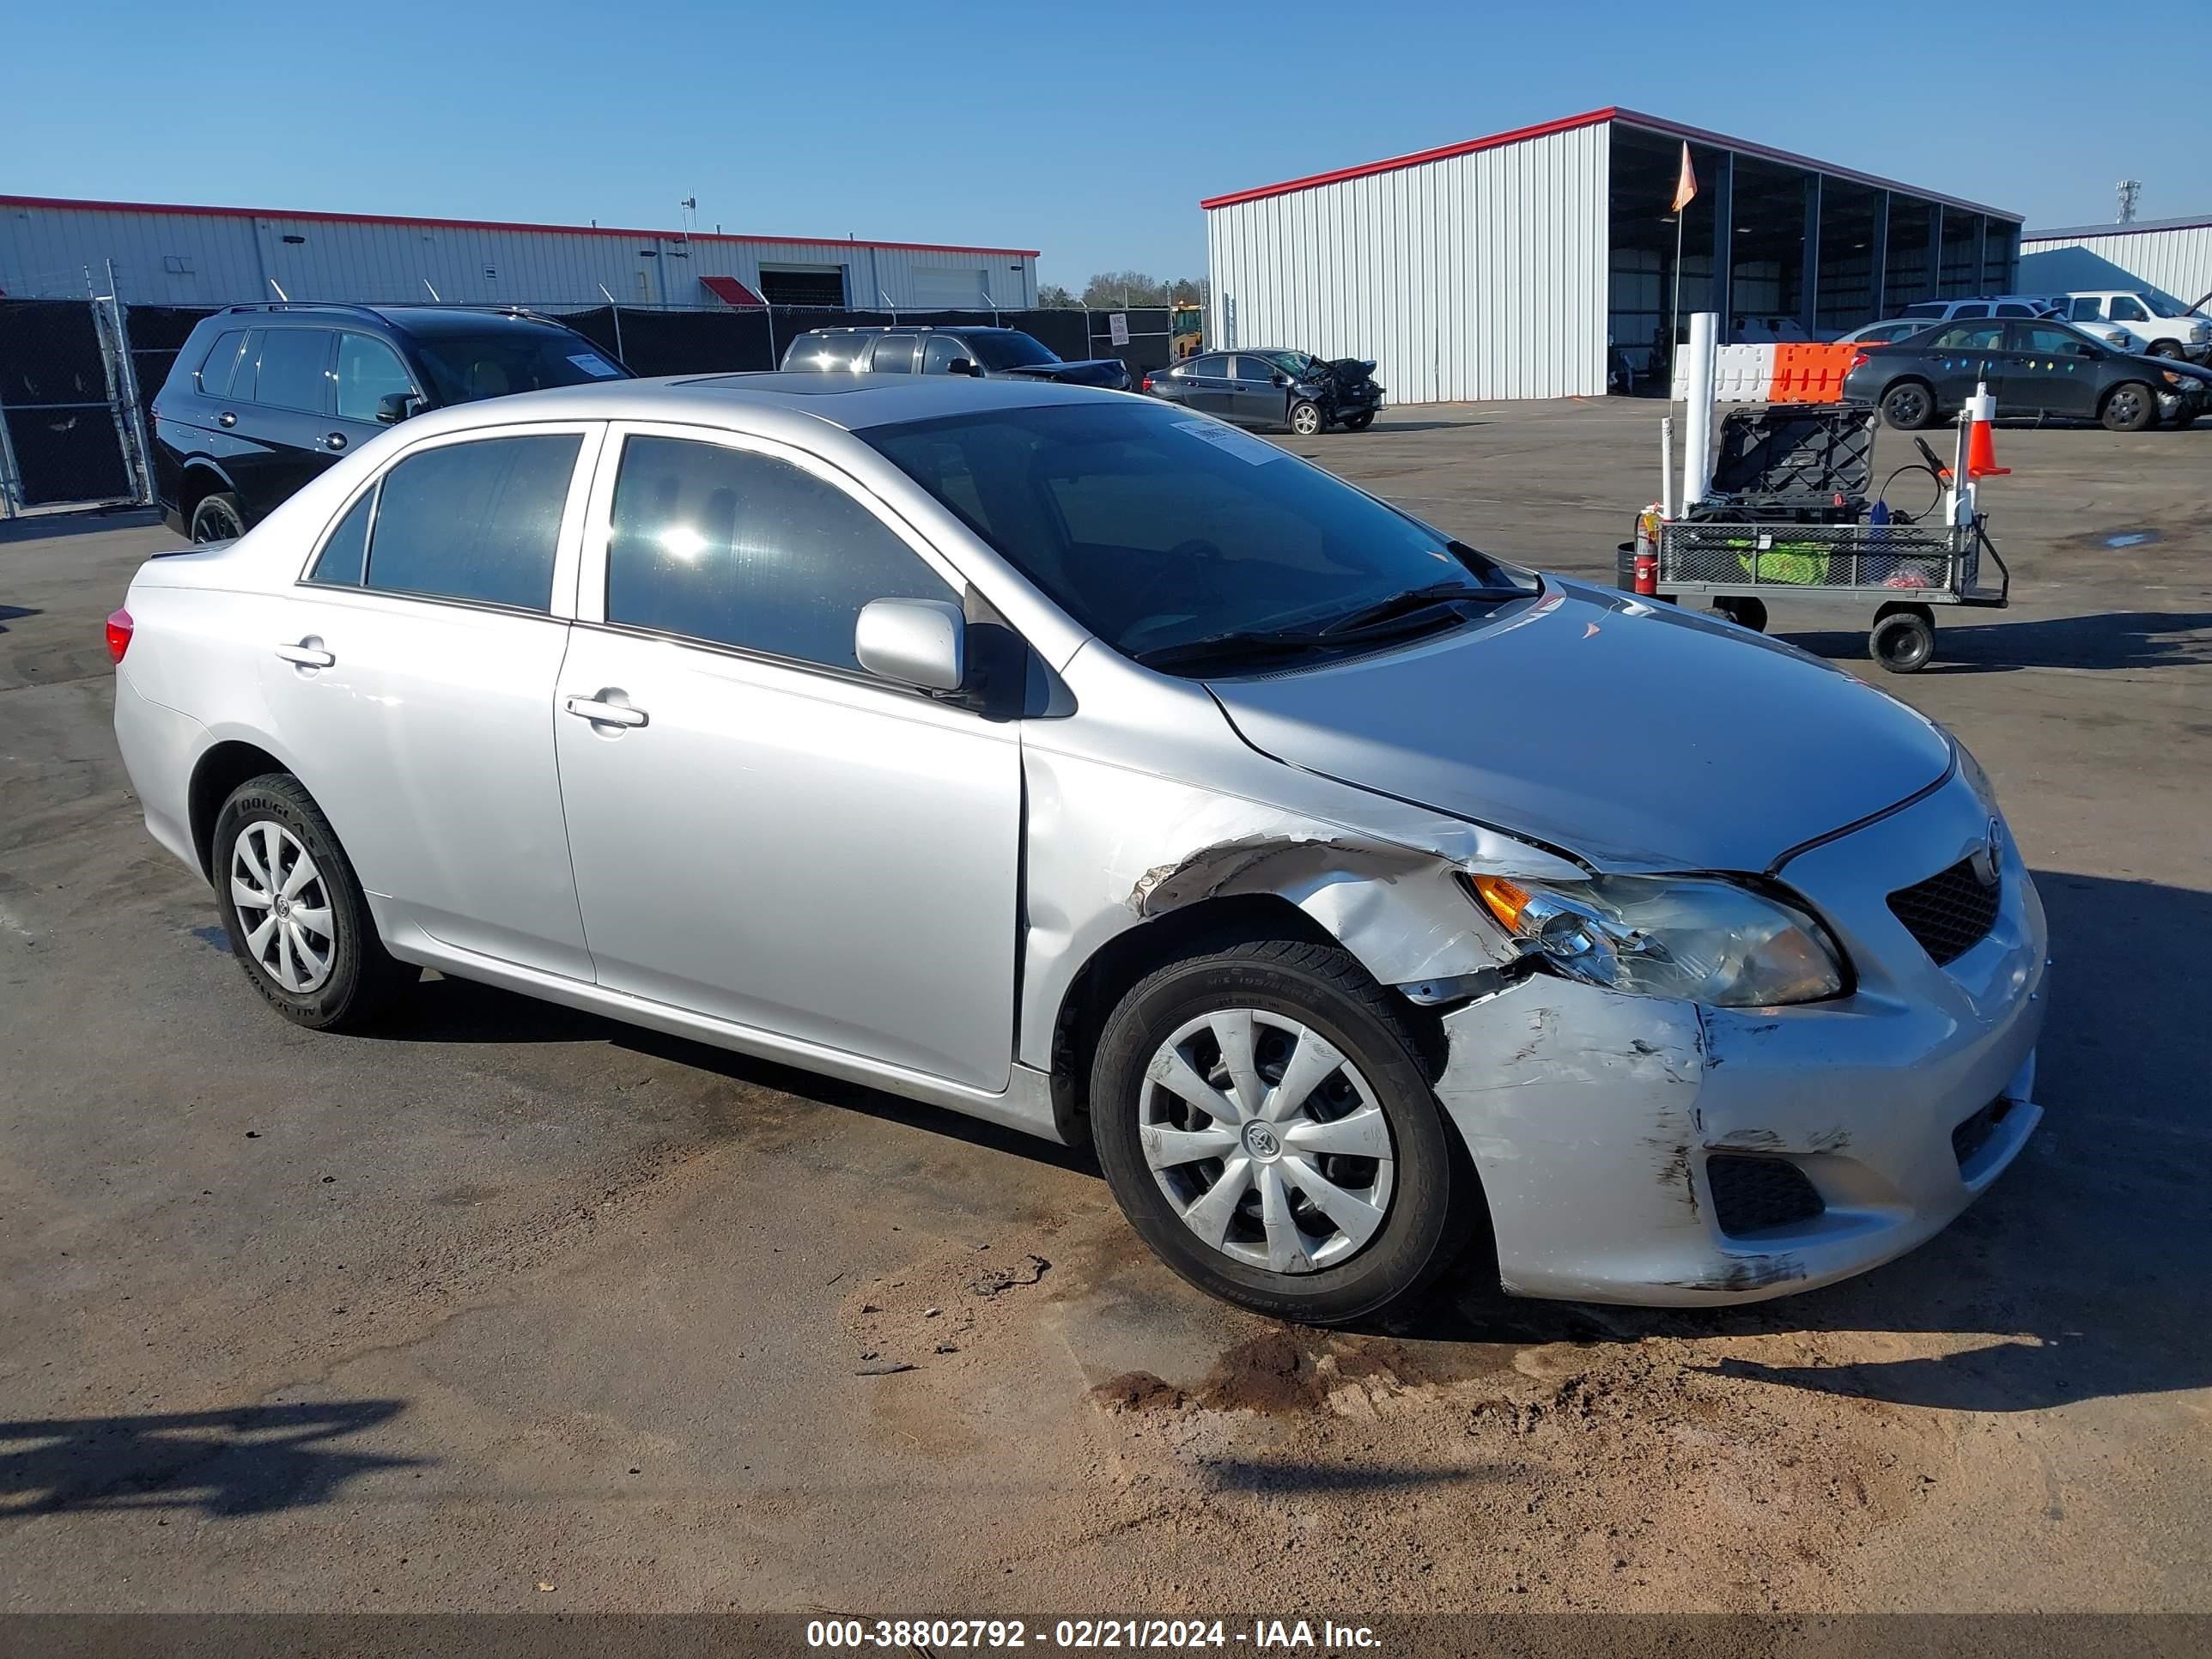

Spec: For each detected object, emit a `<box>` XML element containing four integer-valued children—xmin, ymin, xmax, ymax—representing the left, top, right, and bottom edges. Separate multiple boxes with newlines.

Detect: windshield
<box><xmin>862</xmin><ymin>401</ymin><xmax>1531</xmax><ymax>668</ymax></box>
<box><xmin>1263</xmin><ymin>350</ymin><xmax>1326</xmax><ymax>377</ymax></box>
<box><xmin>2143</xmin><ymin>293</ymin><xmax>2191</xmax><ymax>319</ymax></box>
<box><xmin>410</xmin><ymin>329</ymin><xmax>629</xmax><ymax>404</ymax></box>
<box><xmin>965</xmin><ymin>331</ymin><xmax>1060</xmax><ymax>370</ymax></box>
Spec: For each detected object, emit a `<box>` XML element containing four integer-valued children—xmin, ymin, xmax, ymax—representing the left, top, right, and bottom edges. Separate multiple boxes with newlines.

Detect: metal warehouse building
<box><xmin>0</xmin><ymin>194</ymin><xmax>1039</xmax><ymax>312</ymax></box>
<box><xmin>1202</xmin><ymin>107</ymin><xmax>2023</xmax><ymax>404</ymax></box>
<box><xmin>2019</xmin><ymin>216</ymin><xmax>2212</xmax><ymax>313</ymax></box>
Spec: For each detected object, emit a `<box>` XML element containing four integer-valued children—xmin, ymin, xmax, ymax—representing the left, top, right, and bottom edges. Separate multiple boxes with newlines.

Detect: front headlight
<box><xmin>1465</xmin><ymin>872</ymin><xmax>1846</xmax><ymax>1006</ymax></box>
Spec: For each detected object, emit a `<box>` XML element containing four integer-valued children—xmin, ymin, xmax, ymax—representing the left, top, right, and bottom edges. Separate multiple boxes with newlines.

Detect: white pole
<box><xmin>1660</xmin><ymin>416</ymin><xmax>1677</xmax><ymax>520</ymax></box>
<box><xmin>1682</xmin><ymin>311</ymin><xmax>1718</xmax><ymax>507</ymax></box>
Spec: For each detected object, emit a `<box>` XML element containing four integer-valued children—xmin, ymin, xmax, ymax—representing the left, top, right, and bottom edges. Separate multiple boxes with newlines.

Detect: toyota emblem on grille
<box><xmin>1969</xmin><ymin>819</ymin><xmax>2002</xmax><ymax>888</ymax></box>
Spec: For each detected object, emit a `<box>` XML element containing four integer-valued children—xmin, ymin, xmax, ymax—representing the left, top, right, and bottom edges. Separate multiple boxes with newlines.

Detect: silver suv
<box><xmin>110</xmin><ymin>374</ymin><xmax>2048</xmax><ymax>1323</ymax></box>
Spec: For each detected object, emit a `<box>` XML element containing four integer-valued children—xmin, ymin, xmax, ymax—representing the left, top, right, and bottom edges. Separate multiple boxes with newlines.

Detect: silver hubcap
<box><xmin>229</xmin><ymin>821</ymin><xmax>335</xmax><ymax>994</ymax></box>
<box><xmin>1139</xmin><ymin>1009</ymin><xmax>1395</xmax><ymax>1274</ymax></box>
<box><xmin>1292</xmin><ymin>407</ymin><xmax>1319</xmax><ymax>434</ymax></box>
<box><xmin>193</xmin><ymin>502</ymin><xmax>240</xmax><ymax>543</ymax></box>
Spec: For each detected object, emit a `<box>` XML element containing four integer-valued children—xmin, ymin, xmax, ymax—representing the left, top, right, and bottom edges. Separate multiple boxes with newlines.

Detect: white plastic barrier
<box><xmin>1672</xmin><ymin>343</ymin><xmax>1778</xmax><ymax>404</ymax></box>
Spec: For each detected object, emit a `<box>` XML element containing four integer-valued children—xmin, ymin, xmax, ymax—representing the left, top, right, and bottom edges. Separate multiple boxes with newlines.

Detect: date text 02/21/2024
<box><xmin>803</xmin><ymin>1618</ymin><xmax>1382</xmax><ymax>1650</ymax></box>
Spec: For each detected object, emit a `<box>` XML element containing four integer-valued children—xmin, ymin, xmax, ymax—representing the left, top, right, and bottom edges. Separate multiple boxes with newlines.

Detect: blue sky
<box><xmin>8</xmin><ymin>2</ymin><xmax>2209</xmax><ymax>289</ymax></box>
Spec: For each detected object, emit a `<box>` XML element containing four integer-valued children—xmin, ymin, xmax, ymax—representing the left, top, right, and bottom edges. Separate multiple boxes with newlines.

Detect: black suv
<box><xmin>151</xmin><ymin>304</ymin><xmax>631</xmax><ymax>541</ymax></box>
<box><xmin>779</xmin><ymin>325</ymin><xmax>1132</xmax><ymax>391</ymax></box>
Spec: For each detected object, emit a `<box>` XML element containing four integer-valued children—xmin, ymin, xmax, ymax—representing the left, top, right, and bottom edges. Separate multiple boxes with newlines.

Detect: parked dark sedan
<box><xmin>1844</xmin><ymin>318</ymin><xmax>2212</xmax><ymax>433</ymax></box>
<box><xmin>1144</xmin><ymin>349</ymin><xmax>1382</xmax><ymax>434</ymax></box>
<box><xmin>779</xmin><ymin>325</ymin><xmax>1132</xmax><ymax>391</ymax></box>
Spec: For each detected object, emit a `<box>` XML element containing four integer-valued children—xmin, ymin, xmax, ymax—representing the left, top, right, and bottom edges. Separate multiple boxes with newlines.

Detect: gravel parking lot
<box><xmin>3</xmin><ymin>398</ymin><xmax>2207</xmax><ymax>1615</ymax></box>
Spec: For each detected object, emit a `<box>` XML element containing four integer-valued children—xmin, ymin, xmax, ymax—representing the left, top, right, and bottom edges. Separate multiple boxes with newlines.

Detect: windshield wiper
<box><xmin>1316</xmin><ymin>579</ymin><xmax>1522</xmax><ymax>637</ymax></box>
<box><xmin>1131</xmin><ymin>628</ymin><xmax>1341</xmax><ymax>671</ymax></box>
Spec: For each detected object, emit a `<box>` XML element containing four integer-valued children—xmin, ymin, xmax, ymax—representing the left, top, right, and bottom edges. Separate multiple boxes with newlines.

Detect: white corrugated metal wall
<box><xmin>0</xmin><ymin>199</ymin><xmax>1038</xmax><ymax>310</ymax></box>
<box><xmin>1205</xmin><ymin>121</ymin><xmax>1609</xmax><ymax>404</ymax></box>
<box><xmin>2019</xmin><ymin>222</ymin><xmax>2212</xmax><ymax>313</ymax></box>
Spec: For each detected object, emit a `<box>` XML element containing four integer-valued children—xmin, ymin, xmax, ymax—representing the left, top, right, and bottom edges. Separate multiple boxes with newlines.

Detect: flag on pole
<box><xmin>1670</xmin><ymin>142</ymin><xmax>1698</xmax><ymax>214</ymax></box>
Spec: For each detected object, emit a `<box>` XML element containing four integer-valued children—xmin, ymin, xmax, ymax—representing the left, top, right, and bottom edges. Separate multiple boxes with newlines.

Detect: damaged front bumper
<box><xmin>1431</xmin><ymin>771</ymin><xmax>2048</xmax><ymax>1305</ymax></box>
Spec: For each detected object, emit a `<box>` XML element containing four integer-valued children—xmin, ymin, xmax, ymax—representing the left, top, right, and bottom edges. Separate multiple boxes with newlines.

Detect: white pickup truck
<box><xmin>2063</xmin><ymin>291</ymin><xmax>2212</xmax><ymax>361</ymax></box>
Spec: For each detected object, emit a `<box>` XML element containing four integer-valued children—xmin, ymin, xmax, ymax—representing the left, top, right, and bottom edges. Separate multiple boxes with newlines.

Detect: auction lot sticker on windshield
<box><xmin>568</xmin><ymin>353</ymin><xmax>623</xmax><ymax>378</ymax></box>
<box><xmin>1173</xmin><ymin>419</ymin><xmax>1285</xmax><ymax>465</ymax></box>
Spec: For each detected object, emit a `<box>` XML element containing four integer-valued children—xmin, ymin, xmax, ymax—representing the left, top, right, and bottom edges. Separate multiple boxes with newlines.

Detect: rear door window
<box><xmin>921</xmin><ymin>336</ymin><xmax>970</xmax><ymax>374</ymax></box>
<box><xmin>604</xmin><ymin>434</ymin><xmax>957</xmax><ymax>673</ymax></box>
<box><xmin>196</xmin><ymin>330</ymin><xmax>249</xmax><ymax>396</ymax></box>
<box><xmin>1948</xmin><ymin>303</ymin><xmax>1990</xmax><ymax>320</ymax></box>
<box><xmin>1930</xmin><ymin>324</ymin><xmax>2005</xmax><ymax>350</ymax></box>
<box><xmin>869</xmin><ymin>336</ymin><xmax>919</xmax><ymax>374</ymax></box>
<box><xmin>364</xmin><ymin>434</ymin><xmax>581</xmax><ymax>611</ymax></box>
<box><xmin>255</xmin><ymin>329</ymin><xmax>334</xmax><ymax>412</ymax></box>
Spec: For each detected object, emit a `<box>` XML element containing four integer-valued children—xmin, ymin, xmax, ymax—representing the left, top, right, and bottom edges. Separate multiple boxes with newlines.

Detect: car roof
<box><xmin>795</xmin><ymin>324</ymin><xmax>1024</xmax><ymax>336</ymax></box>
<box><xmin>390</xmin><ymin>371</ymin><xmax>1114</xmax><ymax>437</ymax></box>
<box><xmin>207</xmin><ymin>303</ymin><xmax>583</xmax><ymax>337</ymax></box>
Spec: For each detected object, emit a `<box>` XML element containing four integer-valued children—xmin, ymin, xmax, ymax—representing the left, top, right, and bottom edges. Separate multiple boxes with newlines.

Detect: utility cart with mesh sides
<box><xmin>1617</xmin><ymin>406</ymin><xmax>2011</xmax><ymax>673</ymax></box>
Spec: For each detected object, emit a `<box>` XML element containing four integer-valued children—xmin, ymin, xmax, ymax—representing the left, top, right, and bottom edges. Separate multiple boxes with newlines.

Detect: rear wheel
<box><xmin>1881</xmin><ymin>380</ymin><xmax>1936</xmax><ymax>430</ymax></box>
<box><xmin>1090</xmin><ymin>940</ymin><xmax>1468</xmax><ymax>1326</ymax></box>
<box><xmin>189</xmin><ymin>491</ymin><xmax>245</xmax><ymax>544</ymax></box>
<box><xmin>1288</xmin><ymin>400</ymin><xmax>1322</xmax><ymax>437</ymax></box>
<box><xmin>2100</xmin><ymin>383</ymin><xmax>2155</xmax><ymax>432</ymax></box>
<box><xmin>212</xmin><ymin>774</ymin><xmax>413</xmax><ymax>1030</ymax></box>
<box><xmin>1869</xmin><ymin>605</ymin><xmax>1936</xmax><ymax>674</ymax></box>
<box><xmin>1712</xmin><ymin>596</ymin><xmax>1769</xmax><ymax>633</ymax></box>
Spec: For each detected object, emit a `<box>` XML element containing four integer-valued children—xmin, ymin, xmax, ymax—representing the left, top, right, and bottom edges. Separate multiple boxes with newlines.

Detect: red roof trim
<box><xmin>1198</xmin><ymin>108</ymin><xmax>1618</xmax><ymax>210</ymax></box>
<box><xmin>1199</xmin><ymin>106</ymin><xmax>2021</xmax><ymax>223</ymax></box>
<box><xmin>700</xmin><ymin>275</ymin><xmax>765</xmax><ymax>307</ymax></box>
<box><xmin>0</xmin><ymin>193</ymin><xmax>1041</xmax><ymax>259</ymax></box>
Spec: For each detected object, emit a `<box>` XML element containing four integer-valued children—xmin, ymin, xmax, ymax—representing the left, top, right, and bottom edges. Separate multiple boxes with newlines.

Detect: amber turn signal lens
<box><xmin>1468</xmin><ymin>873</ymin><xmax>1534</xmax><ymax>931</ymax></box>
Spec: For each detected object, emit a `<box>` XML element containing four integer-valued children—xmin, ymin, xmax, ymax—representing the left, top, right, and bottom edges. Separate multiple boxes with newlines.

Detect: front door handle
<box><xmin>275</xmin><ymin>641</ymin><xmax>336</xmax><ymax>668</ymax></box>
<box><xmin>564</xmin><ymin>695</ymin><xmax>648</xmax><ymax>729</ymax></box>
<box><xmin>325</xmin><ymin>432</ymin><xmax>347</xmax><ymax>452</ymax></box>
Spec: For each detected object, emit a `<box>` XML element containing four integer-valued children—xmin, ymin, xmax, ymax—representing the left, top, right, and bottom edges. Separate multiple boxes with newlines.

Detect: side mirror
<box><xmin>947</xmin><ymin>358</ymin><xmax>980</xmax><ymax>377</ymax></box>
<box><xmin>855</xmin><ymin>597</ymin><xmax>965</xmax><ymax>692</ymax></box>
<box><xmin>1271</xmin><ymin>372</ymin><xmax>1290</xmax><ymax>387</ymax></box>
<box><xmin>376</xmin><ymin>392</ymin><xmax>424</xmax><ymax>425</ymax></box>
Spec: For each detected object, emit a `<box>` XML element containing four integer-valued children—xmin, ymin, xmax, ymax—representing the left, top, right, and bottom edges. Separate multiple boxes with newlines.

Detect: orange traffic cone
<box><xmin>1965</xmin><ymin>382</ymin><xmax>2009</xmax><ymax>479</ymax></box>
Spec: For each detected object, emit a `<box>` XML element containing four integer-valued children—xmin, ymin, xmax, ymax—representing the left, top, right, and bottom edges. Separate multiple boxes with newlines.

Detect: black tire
<box><xmin>211</xmin><ymin>773</ymin><xmax>413</xmax><ymax>1031</ymax></box>
<box><xmin>2100</xmin><ymin>382</ymin><xmax>2156</xmax><ymax>432</ymax></box>
<box><xmin>1880</xmin><ymin>380</ymin><xmax>1936</xmax><ymax>430</ymax></box>
<box><xmin>2145</xmin><ymin>340</ymin><xmax>2184</xmax><ymax>360</ymax></box>
<box><xmin>2172</xmin><ymin>410</ymin><xmax>2199</xmax><ymax>430</ymax></box>
<box><xmin>189</xmin><ymin>490</ymin><xmax>246</xmax><ymax>544</ymax></box>
<box><xmin>1288</xmin><ymin>400</ymin><xmax>1323</xmax><ymax>437</ymax></box>
<box><xmin>1341</xmin><ymin>410</ymin><xmax>1376</xmax><ymax>432</ymax></box>
<box><xmin>1712</xmin><ymin>596</ymin><xmax>1769</xmax><ymax>633</ymax></box>
<box><xmin>1091</xmin><ymin>939</ymin><xmax>1468</xmax><ymax>1326</ymax></box>
<box><xmin>1869</xmin><ymin>608</ymin><xmax>1936</xmax><ymax>674</ymax></box>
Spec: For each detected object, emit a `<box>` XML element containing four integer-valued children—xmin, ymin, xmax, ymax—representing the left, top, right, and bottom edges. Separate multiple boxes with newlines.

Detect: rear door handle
<box><xmin>275</xmin><ymin>641</ymin><xmax>336</xmax><ymax>668</ymax></box>
<box><xmin>217</xmin><ymin>411</ymin><xmax>238</xmax><ymax>428</ymax></box>
<box><xmin>564</xmin><ymin>695</ymin><xmax>648</xmax><ymax>729</ymax></box>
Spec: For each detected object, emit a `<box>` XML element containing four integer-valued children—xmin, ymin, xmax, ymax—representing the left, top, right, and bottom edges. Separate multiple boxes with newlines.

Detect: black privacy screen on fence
<box><xmin>0</xmin><ymin>301</ymin><xmax>134</xmax><ymax>507</ymax></box>
<box><xmin>0</xmin><ymin>300</ymin><xmax>1170</xmax><ymax>514</ymax></box>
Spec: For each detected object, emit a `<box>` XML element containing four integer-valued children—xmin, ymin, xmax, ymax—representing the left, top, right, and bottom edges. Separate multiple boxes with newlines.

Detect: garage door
<box><xmin>758</xmin><ymin>266</ymin><xmax>848</xmax><ymax>307</ymax></box>
<box><xmin>909</xmin><ymin>267</ymin><xmax>990</xmax><ymax>308</ymax></box>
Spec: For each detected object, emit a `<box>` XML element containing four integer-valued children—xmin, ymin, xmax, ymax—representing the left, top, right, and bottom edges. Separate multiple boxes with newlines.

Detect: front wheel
<box><xmin>1341</xmin><ymin>410</ymin><xmax>1376</xmax><ymax>432</ymax></box>
<box><xmin>212</xmin><ymin>774</ymin><xmax>414</xmax><ymax>1030</ymax></box>
<box><xmin>1288</xmin><ymin>400</ymin><xmax>1322</xmax><ymax>437</ymax></box>
<box><xmin>2101</xmin><ymin>382</ymin><xmax>2155</xmax><ymax>432</ymax></box>
<box><xmin>1090</xmin><ymin>940</ymin><xmax>1469</xmax><ymax>1326</ymax></box>
<box><xmin>2145</xmin><ymin>341</ymin><xmax>2184</xmax><ymax>360</ymax></box>
<box><xmin>1869</xmin><ymin>607</ymin><xmax>1936</xmax><ymax>674</ymax></box>
<box><xmin>1712</xmin><ymin>596</ymin><xmax>1769</xmax><ymax>633</ymax></box>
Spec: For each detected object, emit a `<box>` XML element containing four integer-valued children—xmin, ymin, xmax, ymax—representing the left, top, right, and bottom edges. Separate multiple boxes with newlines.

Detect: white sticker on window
<box><xmin>568</xmin><ymin>352</ymin><xmax>622</xmax><ymax>378</ymax></box>
<box><xmin>1171</xmin><ymin>419</ymin><xmax>1285</xmax><ymax>465</ymax></box>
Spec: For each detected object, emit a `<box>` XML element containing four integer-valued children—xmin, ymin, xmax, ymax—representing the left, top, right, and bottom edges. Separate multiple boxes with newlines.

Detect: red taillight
<box><xmin>1849</xmin><ymin>350</ymin><xmax>1871</xmax><ymax>371</ymax></box>
<box><xmin>106</xmin><ymin>607</ymin><xmax>133</xmax><ymax>664</ymax></box>
<box><xmin>1140</xmin><ymin>374</ymin><xmax>1154</xmax><ymax>392</ymax></box>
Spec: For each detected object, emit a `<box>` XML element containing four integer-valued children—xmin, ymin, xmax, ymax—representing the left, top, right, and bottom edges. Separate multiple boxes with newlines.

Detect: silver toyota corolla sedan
<box><xmin>109</xmin><ymin>374</ymin><xmax>2048</xmax><ymax>1324</ymax></box>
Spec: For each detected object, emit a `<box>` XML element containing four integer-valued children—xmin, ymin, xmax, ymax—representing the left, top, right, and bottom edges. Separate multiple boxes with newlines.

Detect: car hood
<box><xmin>1204</xmin><ymin>580</ymin><xmax>1955</xmax><ymax>874</ymax></box>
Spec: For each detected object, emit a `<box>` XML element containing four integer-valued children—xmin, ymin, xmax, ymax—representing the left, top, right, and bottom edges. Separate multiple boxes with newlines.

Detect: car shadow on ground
<box><xmin>0</xmin><ymin>605</ymin><xmax>39</xmax><ymax>631</ymax></box>
<box><xmin>0</xmin><ymin>1401</ymin><xmax>422</xmax><ymax>1517</ymax></box>
<box><xmin>1781</xmin><ymin>610</ymin><xmax>2212</xmax><ymax>674</ymax></box>
<box><xmin>0</xmin><ymin>507</ymin><xmax>159</xmax><ymax>545</ymax></box>
<box><xmin>1393</xmin><ymin>870</ymin><xmax>2212</xmax><ymax>1416</ymax></box>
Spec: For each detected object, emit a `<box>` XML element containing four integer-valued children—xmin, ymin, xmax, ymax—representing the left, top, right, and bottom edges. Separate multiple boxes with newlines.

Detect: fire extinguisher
<box><xmin>1633</xmin><ymin>505</ymin><xmax>1661</xmax><ymax>596</ymax></box>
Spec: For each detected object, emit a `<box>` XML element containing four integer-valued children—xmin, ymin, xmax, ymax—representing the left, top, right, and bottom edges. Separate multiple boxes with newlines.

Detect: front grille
<box><xmin>1887</xmin><ymin>858</ymin><xmax>2002</xmax><ymax>965</ymax></box>
<box><xmin>1951</xmin><ymin>1098</ymin><xmax>2012</xmax><ymax>1170</ymax></box>
<box><xmin>1707</xmin><ymin>1155</ymin><xmax>1826</xmax><ymax>1237</ymax></box>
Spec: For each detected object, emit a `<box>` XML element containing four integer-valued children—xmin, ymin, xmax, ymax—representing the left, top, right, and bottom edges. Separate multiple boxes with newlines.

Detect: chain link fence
<box><xmin>0</xmin><ymin>298</ymin><xmax>1200</xmax><ymax>516</ymax></box>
